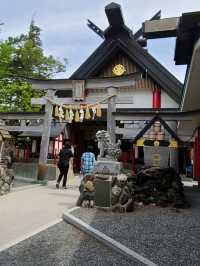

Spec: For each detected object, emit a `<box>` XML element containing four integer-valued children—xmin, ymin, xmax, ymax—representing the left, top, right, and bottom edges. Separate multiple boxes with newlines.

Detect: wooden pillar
<box><xmin>39</xmin><ymin>90</ymin><xmax>54</xmax><ymax>164</ymax></box>
<box><xmin>0</xmin><ymin>141</ymin><xmax>4</xmax><ymax>161</ymax></box>
<box><xmin>132</xmin><ymin>145</ymin><xmax>136</xmax><ymax>175</ymax></box>
<box><xmin>107</xmin><ymin>87</ymin><xmax>117</xmax><ymax>144</ymax></box>
<box><xmin>170</xmin><ymin>148</ymin><xmax>179</xmax><ymax>172</ymax></box>
<box><xmin>169</xmin><ymin>121</ymin><xmax>179</xmax><ymax>172</ymax></box>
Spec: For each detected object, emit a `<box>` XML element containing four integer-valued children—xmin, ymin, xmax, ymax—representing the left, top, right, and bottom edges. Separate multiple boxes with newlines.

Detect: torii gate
<box><xmin>29</xmin><ymin>73</ymin><xmax>141</xmax><ymax>165</ymax></box>
<box><xmin>0</xmin><ymin>73</ymin><xmax>199</xmax><ymax>180</ymax></box>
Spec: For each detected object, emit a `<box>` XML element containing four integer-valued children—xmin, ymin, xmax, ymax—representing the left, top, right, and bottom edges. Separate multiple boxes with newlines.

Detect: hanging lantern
<box><xmin>65</xmin><ymin>109</ymin><xmax>70</xmax><ymax>121</ymax></box>
<box><xmin>85</xmin><ymin>105</ymin><xmax>91</xmax><ymax>120</ymax></box>
<box><xmin>75</xmin><ymin>109</ymin><xmax>80</xmax><ymax>122</ymax></box>
<box><xmin>54</xmin><ymin>106</ymin><xmax>59</xmax><ymax>117</ymax></box>
<box><xmin>96</xmin><ymin>104</ymin><xmax>102</xmax><ymax>117</ymax></box>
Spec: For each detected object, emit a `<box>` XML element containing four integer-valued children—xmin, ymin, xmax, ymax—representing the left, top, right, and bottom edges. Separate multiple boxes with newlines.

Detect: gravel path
<box><xmin>0</xmin><ymin>221</ymin><xmax>139</xmax><ymax>266</ymax></box>
<box><xmin>1</xmin><ymin>186</ymin><xmax>199</xmax><ymax>266</ymax></box>
<box><xmin>72</xmin><ymin>186</ymin><xmax>200</xmax><ymax>266</ymax></box>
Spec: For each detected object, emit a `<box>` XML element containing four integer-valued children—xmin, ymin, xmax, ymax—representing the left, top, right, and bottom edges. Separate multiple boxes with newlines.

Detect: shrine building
<box><xmin>58</xmin><ymin>3</ymin><xmax>182</xmax><ymax>170</ymax></box>
<box><xmin>9</xmin><ymin>2</ymin><xmax>200</xmax><ymax>179</ymax></box>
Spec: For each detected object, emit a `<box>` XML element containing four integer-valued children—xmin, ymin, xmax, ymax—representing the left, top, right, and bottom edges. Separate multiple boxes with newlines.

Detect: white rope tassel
<box><xmin>58</xmin><ymin>106</ymin><xmax>64</xmax><ymax>121</ymax></box>
<box><xmin>80</xmin><ymin>108</ymin><xmax>84</xmax><ymax>122</ymax></box>
<box><xmin>69</xmin><ymin>109</ymin><xmax>74</xmax><ymax>123</ymax></box>
<box><xmin>92</xmin><ymin>106</ymin><xmax>96</xmax><ymax>120</ymax></box>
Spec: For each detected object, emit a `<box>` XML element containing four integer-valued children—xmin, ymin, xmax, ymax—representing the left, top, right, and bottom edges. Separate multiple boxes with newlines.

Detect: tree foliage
<box><xmin>0</xmin><ymin>20</ymin><xmax>66</xmax><ymax>111</ymax></box>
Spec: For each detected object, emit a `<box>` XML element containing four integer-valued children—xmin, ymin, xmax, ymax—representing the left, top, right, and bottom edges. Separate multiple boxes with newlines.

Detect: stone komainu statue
<box><xmin>96</xmin><ymin>130</ymin><xmax>121</xmax><ymax>161</ymax></box>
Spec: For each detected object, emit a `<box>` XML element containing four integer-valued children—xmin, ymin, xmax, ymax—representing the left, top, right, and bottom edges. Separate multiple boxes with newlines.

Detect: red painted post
<box><xmin>23</xmin><ymin>149</ymin><xmax>26</xmax><ymax>161</ymax></box>
<box><xmin>16</xmin><ymin>147</ymin><xmax>19</xmax><ymax>161</ymax></box>
<box><xmin>152</xmin><ymin>88</ymin><xmax>161</xmax><ymax>109</ymax></box>
<box><xmin>24</xmin><ymin>147</ymin><xmax>28</xmax><ymax>161</ymax></box>
<box><xmin>194</xmin><ymin>128</ymin><xmax>200</xmax><ymax>188</ymax></box>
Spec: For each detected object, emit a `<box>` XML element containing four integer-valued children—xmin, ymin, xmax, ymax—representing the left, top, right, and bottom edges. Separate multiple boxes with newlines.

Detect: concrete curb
<box><xmin>183</xmin><ymin>181</ymin><xmax>198</xmax><ymax>187</ymax></box>
<box><xmin>63</xmin><ymin>210</ymin><xmax>158</xmax><ymax>266</ymax></box>
<box><xmin>14</xmin><ymin>176</ymin><xmax>36</xmax><ymax>183</ymax></box>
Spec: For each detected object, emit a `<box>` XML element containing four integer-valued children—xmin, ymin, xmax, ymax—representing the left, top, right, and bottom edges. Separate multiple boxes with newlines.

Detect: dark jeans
<box><xmin>57</xmin><ymin>164</ymin><xmax>69</xmax><ymax>187</ymax></box>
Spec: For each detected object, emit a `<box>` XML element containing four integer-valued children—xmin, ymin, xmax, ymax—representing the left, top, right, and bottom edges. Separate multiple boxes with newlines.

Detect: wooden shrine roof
<box><xmin>70</xmin><ymin>2</ymin><xmax>183</xmax><ymax>104</ymax></box>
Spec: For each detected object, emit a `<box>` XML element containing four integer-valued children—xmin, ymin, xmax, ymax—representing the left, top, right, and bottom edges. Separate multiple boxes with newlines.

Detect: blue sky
<box><xmin>1</xmin><ymin>0</ymin><xmax>200</xmax><ymax>82</ymax></box>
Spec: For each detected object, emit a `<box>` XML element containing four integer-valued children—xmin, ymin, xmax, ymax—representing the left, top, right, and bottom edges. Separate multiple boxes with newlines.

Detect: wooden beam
<box><xmin>0</xmin><ymin>112</ymin><xmax>45</xmax><ymax>120</ymax></box>
<box><xmin>105</xmin><ymin>2</ymin><xmax>124</xmax><ymax>28</ymax></box>
<box><xmin>133</xmin><ymin>116</ymin><xmax>158</xmax><ymax>141</ymax></box>
<box><xmin>143</xmin><ymin>17</ymin><xmax>179</xmax><ymax>39</ymax></box>
<box><xmin>0</xmin><ymin>125</ymin><xmax>43</xmax><ymax>132</ymax></box>
<box><xmin>114</xmin><ymin>114</ymin><xmax>155</xmax><ymax>121</ymax></box>
<box><xmin>31</xmin><ymin>98</ymin><xmax>47</xmax><ymax>105</ymax></box>
<box><xmin>114</xmin><ymin>115</ymin><xmax>193</xmax><ymax>121</ymax></box>
<box><xmin>113</xmin><ymin>110</ymin><xmax>200</xmax><ymax>121</ymax></box>
<box><xmin>87</xmin><ymin>19</ymin><xmax>105</xmax><ymax>39</ymax></box>
<box><xmin>28</xmin><ymin>73</ymin><xmax>141</xmax><ymax>91</ymax></box>
<box><xmin>159</xmin><ymin>117</ymin><xmax>181</xmax><ymax>142</ymax></box>
<box><xmin>134</xmin><ymin>10</ymin><xmax>161</xmax><ymax>40</ymax></box>
<box><xmin>31</xmin><ymin>95</ymin><xmax>133</xmax><ymax>106</ymax></box>
<box><xmin>115</xmin><ymin>127</ymin><xmax>140</xmax><ymax>135</ymax></box>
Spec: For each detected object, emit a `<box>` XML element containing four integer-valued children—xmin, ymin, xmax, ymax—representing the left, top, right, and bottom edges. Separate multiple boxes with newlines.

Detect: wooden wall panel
<box><xmin>97</xmin><ymin>52</ymin><xmax>161</xmax><ymax>91</ymax></box>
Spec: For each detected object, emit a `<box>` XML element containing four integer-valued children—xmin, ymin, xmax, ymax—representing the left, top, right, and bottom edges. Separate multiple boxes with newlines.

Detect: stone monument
<box><xmin>93</xmin><ymin>130</ymin><xmax>122</xmax><ymax>208</ymax></box>
<box><xmin>93</xmin><ymin>130</ymin><xmax>121</xmax><ymax>176</ymax></box>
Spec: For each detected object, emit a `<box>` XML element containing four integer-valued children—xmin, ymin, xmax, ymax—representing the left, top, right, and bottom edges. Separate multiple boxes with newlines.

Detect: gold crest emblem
<box><xmin>112</xmin><ymin>64</ymin><xmax>126</xmax><ymax>76</ymax></box>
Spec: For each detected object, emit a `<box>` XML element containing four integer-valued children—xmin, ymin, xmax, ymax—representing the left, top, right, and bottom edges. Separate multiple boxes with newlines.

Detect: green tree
<box><xmin>0</xmin><ymin>20</ymin><xmax>66</xmax><ymax>111</ymax></box>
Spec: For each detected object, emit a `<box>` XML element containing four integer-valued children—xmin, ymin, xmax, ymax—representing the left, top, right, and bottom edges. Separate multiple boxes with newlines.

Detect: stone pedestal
<box><xmin>93</xmin><ymin>160</ymin><xmax>121</xmax><ymax>175</ymax></box>
<box><xmin>94</xmin><ymin>176</ymin><xmax>112</xmax><ymax>208</ymax></box>
<box><xmin>93</xmin><ymin>160</ymin><xmax>121</xmax><ymax>208</ymax></box>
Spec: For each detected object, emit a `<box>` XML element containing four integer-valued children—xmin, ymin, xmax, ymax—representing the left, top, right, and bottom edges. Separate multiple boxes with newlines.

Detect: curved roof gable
<box><xmin>71</xmin><ymin>2</ymin><xmax>182</xmax><ymax>104</ymax></box>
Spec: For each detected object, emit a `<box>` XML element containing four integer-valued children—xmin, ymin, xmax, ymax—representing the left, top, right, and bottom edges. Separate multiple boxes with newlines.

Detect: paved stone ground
<box><xmin>12</xmin><ymin>180</ymin><xmax>33</xmax><ymax>188</ymax></box>
<box><xmin>71</xmin><ymin>186</ymin><xmax>200</xmax><ymax>266</ymax></box>
<box><xmin>0</xmin><ymin>177</ymin><xmax>80</xmax><ymax>247</ymax></box>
